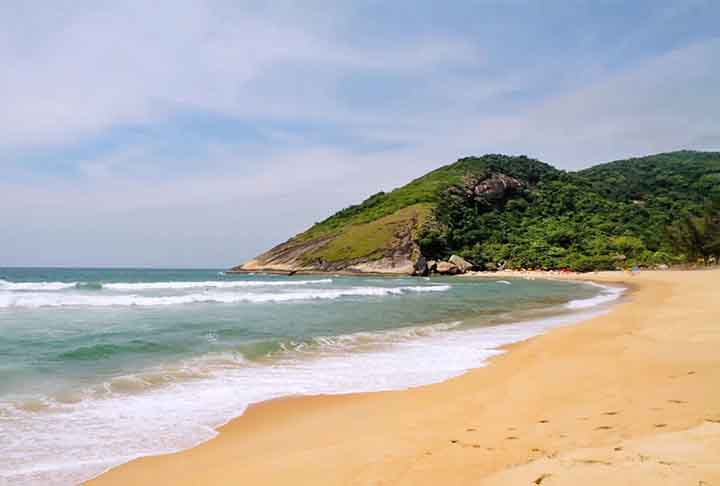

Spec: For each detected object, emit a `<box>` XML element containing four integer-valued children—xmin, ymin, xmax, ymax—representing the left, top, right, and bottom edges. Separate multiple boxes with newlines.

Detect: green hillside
<box><xmin>302</xmin><ymin>154</ymin><xmax>556</xmax><ymax>239</ymax></box>
<box><xmin>235</xmin><ymin>151</ymin><xmax>720</xmax><ymax>273</ymax></box>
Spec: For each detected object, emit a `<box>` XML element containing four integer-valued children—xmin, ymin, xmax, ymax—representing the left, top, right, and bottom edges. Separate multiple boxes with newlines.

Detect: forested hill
<box><xmin>232</xmin><ymin>151</ymin><xmax>720</xmax><ymax>274</ymax></box>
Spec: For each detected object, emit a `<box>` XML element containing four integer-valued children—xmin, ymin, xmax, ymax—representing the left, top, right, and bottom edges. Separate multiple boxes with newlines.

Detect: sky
<box><xmin>1</xmin><ymin>0</ymin><xmax>719</xmax><ymax>268</ymax></box>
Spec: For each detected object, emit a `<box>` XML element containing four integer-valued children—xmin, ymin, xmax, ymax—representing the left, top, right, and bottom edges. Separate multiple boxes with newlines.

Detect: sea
<box><xmin>0</xmin><ymin>268</ymin><xmax>624</xmax><ymax>485</ymax></box>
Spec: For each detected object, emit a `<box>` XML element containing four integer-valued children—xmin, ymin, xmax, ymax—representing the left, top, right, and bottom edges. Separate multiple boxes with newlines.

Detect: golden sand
<box><xmin>89</xmin><ymin>270</ymin><xmax>720</xmax><ymax>485</ymax></box>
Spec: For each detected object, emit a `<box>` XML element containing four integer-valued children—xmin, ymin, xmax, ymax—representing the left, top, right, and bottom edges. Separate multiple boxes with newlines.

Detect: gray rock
<box><xmin>470</xmin><ymin>173</ymin><xmax>524</xmax><ymax>202</ymax></box>
<box><xmin>448</xmin><ymin>255</ymin><xmax>473</xmax><ymax>273</ymax></box>
<box><xmin>413</xmin><ymin>255</ymin><xmax>428</xmax><ymax>276</ymax></box>
<box><xmin>447</xmin><ymin>172</ymin><xmax>525</xmax><ymax>206</ymax></box>
<box><xmin>436</xmin><ymin>261</ymin><xmax>460</xmax><ymax>275</ymax></box>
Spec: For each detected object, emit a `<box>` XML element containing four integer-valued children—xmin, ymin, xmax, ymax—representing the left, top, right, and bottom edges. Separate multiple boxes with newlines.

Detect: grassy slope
<box><xmin>303</xmin><ymin>204</ymin><xmax>432</xmax><ymax>264</ymax></box>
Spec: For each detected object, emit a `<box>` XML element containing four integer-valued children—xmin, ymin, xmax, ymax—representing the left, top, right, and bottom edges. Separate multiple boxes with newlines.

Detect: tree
<box><xmin>668</xmin><ymin>200</ymin><xmax>720</xmax><ymax>265</ymax></box>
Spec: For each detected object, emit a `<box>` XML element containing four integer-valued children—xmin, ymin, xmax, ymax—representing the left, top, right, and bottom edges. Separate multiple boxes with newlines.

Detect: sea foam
<box><xmin>564</xmin><ymin>282</ymin><xmax>625</xmax><ymax>309</ymax></box>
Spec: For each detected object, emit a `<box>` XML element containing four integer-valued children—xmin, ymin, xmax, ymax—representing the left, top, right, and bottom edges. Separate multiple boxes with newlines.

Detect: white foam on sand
<box><xmin>564</xmin><ymin>282</ymin><xmax>625</xmax><ymax>309</ymax></box>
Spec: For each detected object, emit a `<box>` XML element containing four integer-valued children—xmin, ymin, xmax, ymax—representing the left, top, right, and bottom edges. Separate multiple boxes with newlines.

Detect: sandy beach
<box><xmin>89</xmin><ymin>269</ymin><xmax>720</xmax><ymax>486</ymax></box>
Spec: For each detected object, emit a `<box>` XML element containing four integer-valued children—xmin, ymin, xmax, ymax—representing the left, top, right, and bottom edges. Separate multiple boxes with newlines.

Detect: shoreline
<box><xmin>89</xmin><ymin>270</ymin><xmax>720</xmax><ymax>485</ymax></box>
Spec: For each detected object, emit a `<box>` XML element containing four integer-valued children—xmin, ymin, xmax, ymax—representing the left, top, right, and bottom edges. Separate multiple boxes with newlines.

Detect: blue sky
<box><xmin>1</xmin><ymin>0</ymin><xmax>719</xmax><ymax>267</ymax></box>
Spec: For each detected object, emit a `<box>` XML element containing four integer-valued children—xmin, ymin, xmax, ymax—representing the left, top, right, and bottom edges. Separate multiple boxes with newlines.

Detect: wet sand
<box><xmin>89</xmin><ymin>270</ymin><xmax>720</xmax><ymax>485</ymax></box>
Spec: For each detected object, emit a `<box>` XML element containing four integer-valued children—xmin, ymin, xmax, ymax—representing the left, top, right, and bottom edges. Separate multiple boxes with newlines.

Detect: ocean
<box><xmin>0</xmin><ymin>268</ymin><xmax>623</xmax><ymax>485</ymax></box>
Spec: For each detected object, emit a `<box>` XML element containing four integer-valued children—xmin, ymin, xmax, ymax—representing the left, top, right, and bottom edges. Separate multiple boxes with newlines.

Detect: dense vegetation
<box><xmin>417</xmin><ymin>151</ymin><xmax>720</xmax><ymax>271</ymax></box>
<box><xmin>255</xmin><ymin>150</ymin><xmax>720</xmax><ymax>273</ymax></box>
<box><xmin>668</xmin><ymin>200</ymin><xmax>720</xmax><ymax>266</ymax></box>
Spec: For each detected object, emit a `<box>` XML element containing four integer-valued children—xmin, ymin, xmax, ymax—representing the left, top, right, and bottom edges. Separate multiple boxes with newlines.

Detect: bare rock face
<box><xmin>469</xmin><ymin>173</ymin><xmax>524</xmax><ymax>203</ymax></box>
<box><xmin>447</xmin><ymin>172</ymin><xmax>525</xmax><ymax>207</ymax></box>
<box><xmin>448</xmin><ymin>255</ymin><xmax>474</xmax><ymax>273</ymax></box>
<box><xmin>436</xmin><ymin>261</ymin><xmax>460</xmax><ymax>275</ymax></box>
<box><xmin>413</xmin><ymin>255</ymin><xmax>429</xmax><ymax>276</ymax></box>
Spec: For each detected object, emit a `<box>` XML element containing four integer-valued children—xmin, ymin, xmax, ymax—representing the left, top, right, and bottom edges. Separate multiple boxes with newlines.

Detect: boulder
<box><xmin>656</xmin><ymin>263</ymin><xmax>669</xmax><ymax>271</ymax></box>
<box><xmin>427</xmin><ymin>260</ymin><xmax>438</xmax><ymax>273</ymax></box>
<box><xmin>413</xmin><ymin>255</ymin><xmax>428</xmax><ymax>276</ymax></box>
<box><xmin>447</xmin><ymin>173</ymin><xmax>525</xmax><ymax>206</ymax></box>
<box><xmin>470</xmin><ymin>173</ymin><xmax>524</xmax><ymax>203</ymax></box>
<box><xmin>436</xmin><ymin>261</ymin><xmax>460</xmax><ymax>275</ymax></box>
<box><xmin>448</xmin><ymin>255</ymin><xmax>474</xmax><ymax>273</ymax></box>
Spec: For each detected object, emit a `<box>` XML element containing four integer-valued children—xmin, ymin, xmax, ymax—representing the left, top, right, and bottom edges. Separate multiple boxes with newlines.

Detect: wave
<box><xmin>57</xmin><ymin>340</ymin><xmax>177</xmax><ymax>362</ymax></box>
<box><xmin>103</xmin><ymin>278</ymin><xmax>333</xmax><ymax>290</ymax></box>
<box><xmin>0</xmin><ymin>280</ymin><xmax>77</xmax><ymax>291</ymax></box>
<box><xmin>0</xmin><ymin>278</ymin><xmax>333</xmax><ymax>292</ymax></box>
<box><xmin>0</xmin><ymin>285</ymin><xmax>451</xmax><ymax>308</ymax></box>
<box><xmin>302</xmin><ymin>320</ymin><xmax>464</xmax><ymax>351</ymax></box>
<box><xmin>564</xmin><ymin>283</ymin><xmax>625</xmax><ymax>309</ymax></box>
<box><xmin>53</xmin><ymin>321</ymin><xmax>465</xmax><ymax>367</ymax></box>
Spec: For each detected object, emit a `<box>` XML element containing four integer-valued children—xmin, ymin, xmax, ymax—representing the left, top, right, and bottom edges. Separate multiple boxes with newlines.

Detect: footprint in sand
<box><xmin>668</xmin><ymin>399</ymin><xmax>687</xmax><ymax>404</ymax></box>
<box><xmin>538</xmin><ymin>419</ymin><xmax>550</xmax><ymax>424</ymax></box>
<box><xmin>463</xmin><ymin>444</ymin><xmax>482</xmax><ymax>449</ymax></box>
<box><xmin>466</xmin><ymin>428</ymin><xmax>476</xmax><ymax>432</ymax></box>
<box><xmin>595</xmin><ymin>425</ymin><xmax>613</xmax><ymax>430</ymax></box>
<box><xmin>654</xmin><ymin>423</ymin><xmax>667</xmax><ymax>428</ymax></box>
<box><xmin>603</xmin><ymin>411</ymin><xmax>620</xmax><ymax>416</ymax></box>
<box><xmin>533</xmin><ymin>473</ymin><xmax>552</xmax><ymax>485</ymax></box>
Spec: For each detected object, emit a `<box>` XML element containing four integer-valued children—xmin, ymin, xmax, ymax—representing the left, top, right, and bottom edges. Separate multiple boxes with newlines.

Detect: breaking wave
<box><xmin>0</xmin><ymin>285</ymin><xmax>451</xmax><ymax>308</ymax></box>
<box><xmin>0</xmin><ymin>278</ymin><xmax>332</xmax><ymax>292</ymax></box>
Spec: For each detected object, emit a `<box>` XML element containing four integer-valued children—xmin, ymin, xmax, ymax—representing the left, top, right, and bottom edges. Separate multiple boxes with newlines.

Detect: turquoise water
<box><xmin>0</xmin><ymin>268</ymin><xmax>622</xmax><ymax>485</ymax></box>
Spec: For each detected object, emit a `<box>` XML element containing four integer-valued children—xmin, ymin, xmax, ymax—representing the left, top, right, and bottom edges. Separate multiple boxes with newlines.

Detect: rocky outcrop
<box><xmin>470</xmin><ymin>173</ymin><xmax>524</xmax><ymax>202</ymax></box>
<box><xmin>446</xmin><ymin>172</ymin><xmax>525</xmax><ymax>207</ymax></box>
<box><xmin>413</xmin><ymin>255</ymin><xmax>429</xmax><ymax>276</ymax></box>
<box><xmin>429</xmin><ymin>256</ymin><xmax>475</xmax><ymax>275</ymax></box>
<box><xmin>436</xmin><ymin>261</ymin><xmax>460</xmax><ymax>275</ymax></box>
<box><xmin>448</xmin><ymin>255</ymin><xmax>474</xmax><ymax>272</ymax></box>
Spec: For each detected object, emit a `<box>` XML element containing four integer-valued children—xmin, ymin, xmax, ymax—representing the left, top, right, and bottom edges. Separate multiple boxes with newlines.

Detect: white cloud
<box><xmin>0</xmin><ymin>0</ymin><xmax>478</xmax><ymax>148</ymax></box>
<box><xmin>374</xmin><ymin>38</ymin><xmax>720</xmax><ymax>168</ymax></box>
